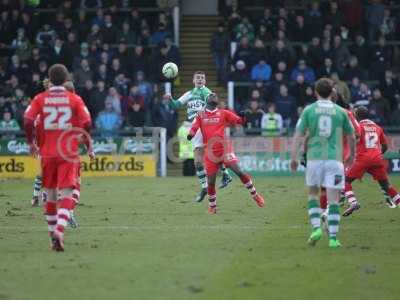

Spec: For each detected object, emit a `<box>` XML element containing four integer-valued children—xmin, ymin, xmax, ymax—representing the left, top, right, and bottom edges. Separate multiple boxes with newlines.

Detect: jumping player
<box><xmin>187</xmin><ymin>93</ymin><xmax>265</xmax><ymax>214</ymax></box>
<box><xmin>343</xmin><ymin>106</ymin><xmax>400</xmax><ymax>216</ymax></box>
<box><xmin>291</xmin><ymin>78</ymin><xmax>356</xmax><ymax>248</ymax></box>
<box><xmin>24</xmin><ymin>64</ymin><xmax>92</xmax><ymax>251</ymax></box>
<box><xmin>167</xmin><ymin>71</ymin><xmax>232</xmax><ymax>202</ymax></box>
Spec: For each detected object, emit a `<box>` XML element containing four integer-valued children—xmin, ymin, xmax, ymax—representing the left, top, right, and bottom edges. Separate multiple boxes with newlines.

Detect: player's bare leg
<box><xmin>206</xmin><ymin>172</ymin><xmax>218</xmax><ymax>214</ymax></box>
<box><xmin>31</xmin><ymin>175</ymin><xmax>42</xmax><ymax>207</ymax></box>
<box><xmin>194</xmin><ymin>147</ymin><xmax>208</xmax><ymax>202</ymax></box>
<box><xmin>306</xmin><ymin>186</ymin><xmax>322</xmax><ymax>246</ymax></box>
<box><xmin>43</xmin><ymin>188</ymin><xmax>58</xmax><ymax>250</ymax></box>
<box><xmin>219</xmin><ymin>164</ymin><xmax>232</xmax><ymax>189</ymax></box>
<box><xmin>343</xmin><ymin>178</ymin><xmax>361</xmax><ymax>216</ymax></box>
<box><xmin>228</xmin><ymin>163</ymin><xmax>264</xmax><ymax>207</ymax></box>
<box><xmin>326</xmin><ymin>188</ymin><xmax>342</xmax><ymax>248</ymax></box>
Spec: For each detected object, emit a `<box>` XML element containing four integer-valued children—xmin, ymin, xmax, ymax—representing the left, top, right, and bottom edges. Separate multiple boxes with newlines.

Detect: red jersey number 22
<box><xmin>43</xmin><ymin>106</ymin><xmax>72</xmax><ymax>130</ymax></box>
<box><xmin>365</xmin><ymin>132</ymin><xmax>379</xmax><ymax>149</ymax></box>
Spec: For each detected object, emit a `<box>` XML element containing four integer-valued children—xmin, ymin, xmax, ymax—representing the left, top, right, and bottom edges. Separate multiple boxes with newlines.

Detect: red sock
<box><xmin>388</xmin><ymin>187</ymin><xmax>400</xmax><ymax>204</ymax></box>
<box><xmin>45</xmin><ymin>201</ymin><xmax>57</xmax><ymax>237</ymax></box>
<box><xmin>207</xmin><ymin>184</ymin><xmax>216</xmax><ymax>207</ymax></box>
<box><xmin>344</xmin><ymin>182</ymin><xmax>357</xmax><ymax>204</ymax></box>
<box><xmin>240</xmin><ymin>174</ymin><xmax>257</xmax><ymax>197</ymax></box>
<box><xmin>55</xmin><ymin>197</ymin><xmax>76</xmax><ymax>235</ymax></box>
<box><xmin>320</xmin><ymin>188</ymin><xmax>327</xmax><ymax>210</ymax></box>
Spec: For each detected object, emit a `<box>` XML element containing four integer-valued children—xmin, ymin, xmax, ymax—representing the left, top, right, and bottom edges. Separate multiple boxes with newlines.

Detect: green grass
<box><xmin>1</xmin><ymin>176</ymin><xmax>400</xmax><ymax>300</ymax></box>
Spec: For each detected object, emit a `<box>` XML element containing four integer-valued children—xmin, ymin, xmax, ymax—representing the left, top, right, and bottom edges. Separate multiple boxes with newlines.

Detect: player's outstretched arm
<box><xmin>188</xmin><ymin>114</ymin><xmax>201</xmax><ymax>140</ymax></box>
<box><xmin>167</xmin><ymin>92</ymin><xmax>188</xmax><ymax>110</ymax></box>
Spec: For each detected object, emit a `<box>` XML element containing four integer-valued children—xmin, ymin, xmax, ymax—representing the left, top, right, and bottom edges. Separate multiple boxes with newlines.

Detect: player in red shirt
<box><xmin>24</xmin><ymin>64</ymin><xmax>92</xmax><ymax>251</ymax></box>
<box><xmin>187</xmin><ymin>93</ymin><xmax>265</xmax><ymax>214</ymax></box>
<box><xmin>343</xmin><ymin>106</ymin><xmax>400</xmax><ymax>216</ymax></box>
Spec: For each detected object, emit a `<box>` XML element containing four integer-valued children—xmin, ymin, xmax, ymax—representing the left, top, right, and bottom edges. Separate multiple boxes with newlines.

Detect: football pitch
<box><xmin>1</xmin><ymin>176</ymin><xmax>400</xmax><ymax>300</ymax></box>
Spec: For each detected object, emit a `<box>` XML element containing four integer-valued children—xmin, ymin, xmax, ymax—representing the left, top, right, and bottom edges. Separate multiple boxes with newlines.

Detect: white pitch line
<box><xmin>0</xmin><ymin>225</ymin><xmax>303</xmax><ymax>231</ymax></box>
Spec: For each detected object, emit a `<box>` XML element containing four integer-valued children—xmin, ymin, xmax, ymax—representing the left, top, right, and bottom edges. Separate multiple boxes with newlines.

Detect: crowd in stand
<box><xmin>210</xmin><ymin>0</ymin><xmax>400</xmax><ymax>135</ymax></box>
<box><xmin>0</xmin><ymin>0</ymin><xmax>180</xmax><ymax>139</ymax></box>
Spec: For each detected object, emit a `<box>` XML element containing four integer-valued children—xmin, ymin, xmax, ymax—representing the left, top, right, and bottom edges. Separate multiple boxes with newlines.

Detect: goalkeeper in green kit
<box><xmin>165</xmin><ymin>71</ymin><xmax>232</xmax><ymax>202</ymax></box>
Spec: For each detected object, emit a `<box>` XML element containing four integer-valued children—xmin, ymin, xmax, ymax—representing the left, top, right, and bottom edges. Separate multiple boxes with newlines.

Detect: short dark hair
<box><xmin>194</xmin><ymin>71</ymin><xmax>205</xmax><ymax>76</ymax></box>
<box><xmin>355</xmin><ymin>106</ymin><xmax>369</xmax><ymax>121</ymax></box>
<box><xmin>315</xmin><ymin>78</ymin><xmax>333</xmax><ymax>99</ymax></box>
<box><xmin>48</xmin><ymin>64</ymin><xmax>68</xmax><ymax>86</ymax></box>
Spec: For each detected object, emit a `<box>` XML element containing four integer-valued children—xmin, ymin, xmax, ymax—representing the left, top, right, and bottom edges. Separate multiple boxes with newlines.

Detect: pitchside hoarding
<box><xmin>0</xmin><ymin>138</ymin><xmax>156</xmax><ymax>178</ymax></box>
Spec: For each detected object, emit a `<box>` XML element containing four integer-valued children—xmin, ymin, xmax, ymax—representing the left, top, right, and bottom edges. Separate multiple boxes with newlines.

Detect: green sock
<box><xmin>308</xmin><ymin>197</ymin><xmax>321</xmax><ymax>229</ymax></box>
<box><xmin>328</xmin><ymin>203</ymin><xmax>340</xmax><ymax>238</ymax></box>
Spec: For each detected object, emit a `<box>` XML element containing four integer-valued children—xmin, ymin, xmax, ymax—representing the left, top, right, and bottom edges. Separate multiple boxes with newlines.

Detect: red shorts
<box><xmin>41</xmin><ymin>157</ymin><xmax>80</xmax><ymax>189</ymax></box>
<box><xmin>346</xmin><ymin>158</ymin><xmax>388</xmax><ymax>181</ymax></box>
<box><xmin>204</xmin><ymin>151</ymin><xmax>238</xmax><ymax>176</ymax></box>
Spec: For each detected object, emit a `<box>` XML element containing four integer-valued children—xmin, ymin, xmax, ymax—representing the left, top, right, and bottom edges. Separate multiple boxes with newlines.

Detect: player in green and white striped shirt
<box><xmin>166</xmin><ymin>71</ymin><xmax>232</xmax><ymax>202</ymax></box>
<box><xmin>290</xmin><ymin>78</ymin><xmax>355</xmax><ymax>248</ymax></box>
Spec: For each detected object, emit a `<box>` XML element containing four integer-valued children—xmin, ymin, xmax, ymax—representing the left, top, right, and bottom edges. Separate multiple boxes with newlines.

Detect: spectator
<box><xmin>150</xmin><ymin>23</ymin><xmax>168</xmax><ymax>45</ymax></box>
<box><xmin>343</xmin><ymin>56</ymin><xmax>367</xmax><ymax>81</ymax></box>
<box><xmin>321</xmin><ymin>39</ymin><xmax>333</xmax><ymax>61</ymax></box>
<box><xmin>73</xmin><ymin>42</ymin><xmax>92</xmax><ymax>71</ymax></box>
<box><xmin>74</xmin><ymin>59</ymin><xmax>94</xmax><ymax>88</ymax></box>
<box><xmin>276</xmin><ymin>61</ymin><xmax>290</xmax><ymax>81</ymax></box>
<box><xmin>109</xmin><ymin>58</ymin><xmax>126</xmax><ymax>79</ymax></box>
<box><xmin>164</xmin><ymin>38</ymin><xmax>181</xmax><ymax>67</ymax></box>
<box><xmin>79</xmin><ymin>79</ymin><xmax>96</xmax><ymax>116</ymax></box>
<box><xmin>210</xmin><ymin>22</ymin><xmax>229</xmax><ymax>83</ymax></box>
<box><xmin>366</xmin><ymin>0</ymin><xmax>385</xmax><ymax>41</ymax></box>
<box><xmin>106</xmin><ymin>86</ymin><xmax>122</xmax><ymax>115</ymax></box>
<box><xmin>11</xmin><ymin>28</ymin><xmax>31</xmax><ymax>62</ymax></box>
<box><xmin>290</xmin><ymin>74</ymin><xmax>310</xmax><ymax>108</ymax></box>
<box><xmin>291</xmin><ymin>15</ymin><xmax>308</xmax><ymax>42</ymax></box>
<box><xmin>49</xmin><ymin>37</ymin><xmax>70</xmax><ymax>67</ymax></box>
<box><xmin>308</xmin><ymin>37</ymin><xmax>324</xmax><ymax>69</ymax></box>
<box><xmin>244</xmin><ymin>99</ymin><xmax>264</xmax><ymax>136</ymax></box>
<box><xmin>370</xmin><ymin>36</ymin><xmax>392</xmax><ymax>79</ymax></box>
<box><xmin>389</xmin><ymin>102</ymin><xmax>400</xmax><ymax>126</ymax></box>
<box><xmin>152</xmin><ymin>44</ymin><xmax>170</xmax><ymax>82</ymax></box>
<box><xmin>269</xmin><ymin>72</ymin><xmax>288</xmax><ymax>99</ymax></box>
<box><xmin>269</xmin><ymin>40</ymin><xmax>292</xmax><ymax>69</ymax></box>
<box><xmin>95</xmin><ymin>99</ymin><xmax>123</xmax><ymax>138</ymax></box>
<box><xmin>129</xmin><ymin>7</ymin><xmax>143</xmax><ymax>35</ymax></box>
<box><xmin>135</xmin><ymin>71</ymin><xmax>153</xmax><ymax>109</ymax></box>
<box><xmin>126</xmin><ymin>86</ymin><xmax>145</xmax><ymax>127</ymax></box>
<box><xmin>261</xmin><ymin>103</ymin><xmax>283</xmax><ymax>136</ymax></box>
<box><xmin>94</xmin><ymin>63</ymin><xmax>109</xmax><ymax>85</ymax></box>
<box><xmin>258</xmin><ymin>7</ymin><xmax>274</xmax><ymax>30</ymax></box>
<box><xmin>27</xmin><ymin>73</ymin><xmax>43</xmax><ymax>97</ymax></box>
<box><xmin>306</xmin><ymin>1</ymin><xmax>323</xmax><ymax>38</ymax></box>
<box><xmin>251</xmin><ymin>58</ymin><xmax>271</xmax><ymax>82</ymax></box>
<box><xmin>353</xmin><ymin>82</ymin><xmax>372</xmax><ymax>107</ymax></box>
<box><xmin>332</xmin><ymin>35</ymin><xmax>351</xmax><ymax>73</ymax></box>
<box><xmin>152</xmin><ymin>93</ymin><xmax>177</xmax><ymax>139</ymax></box>
<box><xmin>37</xmin><ymin>60</ymin><xmax>49</xmax><ymax>80</ymax></box>
<box><xmin>255</xmin><ymin>24</ymin><xmax>272</xmax><ymax>44</ymax></box>
<box><xmin>91</xmin><ymin>80</ymin><xmax>107</xmax><ymax>118</ymax></box>
<box><xmin>290</xmin><ymin>60</ymin><xmax>316</xmax><ymax>84</ymax></box>
<box><xmin>117</xmin><ymin>21</ymin><xmax>136</xmax><ymax>44</ymax></box>
<box><xmin>28</xmin><ymin>47</ymin><xmax>42</xmax><ymax>73</ymax></box>
<box><xmin>64</xmin><ymin>32</ymin><xmax>80</xmax><ymax>59</ymax></box>
<box><xmin>228</xmin><ymin>60</ymin><xmax>250</xmax><ymax>82</ymax></box>
<box><xmin>274</xmin><ymin>84</ymin><xmax>296</xmax><ymax>128</ymax></box>
<box><xmin>0</xmin><ymin>110</ymin><xmax>20</xmax><ymax>139</ymax></box>
<box><xmin>351</xmin><ymin>34</ymin><xmax>369</xmax><ymax>69</ymax></box>
<box><xmin>114</xmin><ymin>73</ymin><xmax>130</xmax><ymax>99</ymax></box>
<box><xmin>324</xmin><ymin>1</ymin><xmax>344</xmax><ymax>31</ymax></box>
<box><xmin>369</xmin><ymin>88</ymin><xmax>390</xmax><ymax>125</ymax></box>
<box><xmin>349</xmin><ymin>77</ymin><xmax>361</xmax><ymax>99</ymax></box>
<box><xmin>233</xmin><ymin>36</ymin><xmax>253</xmax><ymax>69</ymax></box>
<box><xmin>380</xmin><ymin>7</ymin><xmax>395</xmax><ymax>39</ymax></box>
<box><xmin>331</xmin><ymin>73</ymin><xmax>351</xmax><ymax>103</ymax></box>
<box><xmin>132</xmin><ymin>45</ymin><xmax>148</xmax><ymax>76</ymax></box>
<box><xmin>379</xmin><ymin>70</ymin><xmax>400</xmax><ymax>110</ymax></box>
<box><xmin>317</xmin><ymin>57</ymin><xmax>337</xmax><ymax>78</ymax></box>
<box><xmin>234</xmin><ymin>17</ymin><xmax>255</xmax><ymax>42</ymax></box>
<box><xmin>36</xmin><ymin>24</ymin><xmax>56</xmax><ymax>47</ymax></box>
<box><xmin>87</xmin><ymin>24</ymin><xmax>103</xmax><ymax>45</ymax></box>
<box><xmin>102</xmin><ymin>13</ymin><xmax>118</xmax><ymax>44</ymax></box>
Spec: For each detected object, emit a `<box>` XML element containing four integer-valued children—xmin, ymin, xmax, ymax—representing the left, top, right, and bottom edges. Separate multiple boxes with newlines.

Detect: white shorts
<box><xmin>191</xmin><ymin>128</ymin><xmax>204</xmax><ymax>149</ymax></box>
<box><xmin>306</xmin><ymin>160</ymin><xmax>345</xmax><ymax>189</ymax></box>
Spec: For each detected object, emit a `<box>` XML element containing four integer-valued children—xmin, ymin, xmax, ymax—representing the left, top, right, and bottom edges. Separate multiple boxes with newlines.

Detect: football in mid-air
<box><xmin>162</xmin><ymin>62</ymin><xmax>178</xmax><ymax>79</ymax></box>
